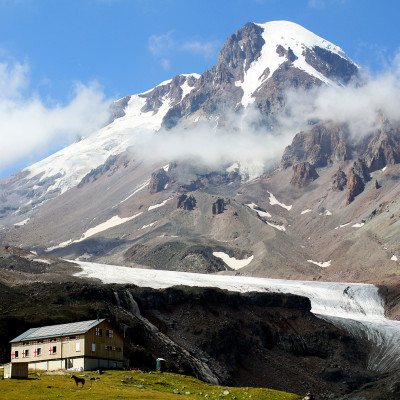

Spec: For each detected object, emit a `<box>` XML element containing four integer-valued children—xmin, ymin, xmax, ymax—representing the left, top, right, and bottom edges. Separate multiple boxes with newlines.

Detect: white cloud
<box><xmin>0</xmin><ymin>60</ymin><xmax>111</xmax><ymax>175</ymax></box>
<box><xmin>133</xmin><ymin>105</ymin><xmax>294</xmax><ymax>174</ymax></box>
<box><xmin>180</xmin><ymin>40</ymin><xmax>220</xmax><ymax>58</ymax></box>
<box><xmin>148</xmin><ymin>31</ymin><xmax>220</xmax><ymax>68</ymax></box>
<box><xmin>148</xmin><ymin>31</ymin><xmax>175</xmax><ymax>56</ymax></box>
<box><xmin>282</xmin><ymin>58</ymin><xmax>400</xmax><ymax>137</ymax></box>
<box><xmin>160</xmin><ymin>58</ymin><xmax>171</xmax><ymax>71</ymax></box>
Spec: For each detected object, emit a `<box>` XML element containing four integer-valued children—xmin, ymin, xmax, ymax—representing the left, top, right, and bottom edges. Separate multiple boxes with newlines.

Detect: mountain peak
<box><xmin>255</xmin><ymin>20</ymin><xmax>351</xmax><ymax>61</ymax></box>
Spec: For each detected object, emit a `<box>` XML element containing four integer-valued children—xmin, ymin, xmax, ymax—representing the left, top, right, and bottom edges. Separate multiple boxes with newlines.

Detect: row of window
<box><xmin>12</xmin><ymin>340</ymin><xmax>120</xmax><ymax>359</ymax></box>
<box><xmin>21</xmin><ymin>336</ymin><xmax>81</xmax><ymax>346</ymax></box>
<box><xmin>104</xmin><ymin>346</ymin><xmax>122</xmax><ymax>351</ymax></box>
<box><xmin>95</xmin><ymin>328</ymin><xmax>114</xmax><ymax>338</ymax></box>
<box><xmin>12</xmin><ymin>347</ymin><xmax>51</xmax><ymax>358</ymax></box>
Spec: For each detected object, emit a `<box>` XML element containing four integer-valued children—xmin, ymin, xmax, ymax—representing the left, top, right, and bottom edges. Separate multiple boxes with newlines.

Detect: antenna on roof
<box><xmin>96</xmin><ymin>312</ymin><xmax>100</xmax><ymax>320</ymax></box>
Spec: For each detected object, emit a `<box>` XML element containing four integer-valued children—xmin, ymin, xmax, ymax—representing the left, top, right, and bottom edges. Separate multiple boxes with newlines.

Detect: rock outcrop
<box><xmin>212</xmin><ymin>198</ymin><xmax>225</xmax><ymax>214</ymax></box>
<box><xmin>290</xmin><ymin>162</ymin><xmax>319</xmax><ymax>187</ymax></box>
<box><xmin>149</xmin><ymin>169</ymin><xmax>170</xmax><ymax>194</ymax></box>
<box><xmin>364</xmin><ymin>130</ymin><xmax>400</xmax><ymax>172</ymax></box>
<box><xmin>346</xmin><ymin>159</ymin><xmax>370</xmax><ymax>205</ymax></box>
<box><xmin>332</xmin><ymin>167</ymin><xmax>347</xmax><ymax>191</ymax></box>
<box><xmin>280</xmin><ymin>122</ymin><xmax>351</xmax><ymax>169</ymax></box>
<box><xmin>177</xmin><ymin>194</ymin><xmax>196</xmax><ymax>210</ymax></box>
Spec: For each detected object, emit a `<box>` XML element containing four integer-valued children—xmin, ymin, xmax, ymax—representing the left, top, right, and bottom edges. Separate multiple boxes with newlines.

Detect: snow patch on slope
<box><xmin>46</xmin><ymin>212</ymin><xmax>142</xmax><ymax>251</ymax></box>
<box><xmin>245</xmin><ymin>202</ymin><xmax>271</xmax><ymax>218</ymax></box>
<box><xmin>213</xmin><ymin>252</ymin><xmax>254</xmax><ymax>270</ymax></box>
<box><xmin>268</xmin><ymin>191</ymin><xmax>292</xmax><ymax>210</ymax></box>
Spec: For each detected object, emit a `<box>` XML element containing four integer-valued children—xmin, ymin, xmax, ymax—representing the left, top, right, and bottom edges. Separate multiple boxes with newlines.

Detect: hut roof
<box><xmin>10</xmin><ymin>319</ymin><xmax>106</xmax><ymax>343</ymax></box>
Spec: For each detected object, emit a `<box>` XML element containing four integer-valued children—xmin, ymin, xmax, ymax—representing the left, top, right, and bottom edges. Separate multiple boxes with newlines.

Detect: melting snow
<box><xmin>268</xmin><ymin>192</ymin><xmax>292</xmax><ymax>210</ymax></box>
<box><xmin>301</xmin><ymin>209</ymin><xmax>311</xmax><ymax>215</ymax></box>
<box><xmin>319</xmin><ymin>210</ymin><xmax>332</xmax><ymax>216</ymax></box>
<box><xmin>45</xmin><ymin>212</ymin><xmax>142</xmax><ymax>251</ymax></box>
<box><xmin>148</xmin><ymin>198</ymin><xmax>172</xmax><ymax>211</ymax></box>
<box><xmin>32</xmin><ymin>258</ymin><xmax>52</xmax><ymax>264</ymax></box>
<box><xmin>267</xmin><ymin>221</ymin><xmax>286</xmax><ymax>231</ymax></box>
<box><xmin>212</xmin><ymin>252</ymin><xmax>254</xmax><ymax>270</ymax></box>
<box><xmin>245</xmin><ymin>202</ymin><xmax>271</xmax><ymax>218</ymax></box>
<box><xmin>119</xmin><ymin>179</ymin><xmax>151</xmax><ymax>205</ymax></box>
<box><xmin>335</xmin><ymin>223</ymin><xmax>350</xmax><ymax>230</ymax></box>
<box><xmin>352</xmin><ymin>222</ymin><xmax>365</xmax><ymax>228</ymax></box>
<box><xmin>391</xmin><ymin>255</ymin><xmax>398</xmax><ymax>261</ymax></box>
<box><xmin>140</xmin><ymin>222</ymin><xmax>156</xmax><ymax>230</ymax></box>
<box><xmin>307</xmin><ymin>259</ymin><xmax>332</xmax><ymax>268</ymax></box>
<box><xmin>14</xmin><ymin>218</ymin><xmax>30</xmax><ymax>227</ymax></box>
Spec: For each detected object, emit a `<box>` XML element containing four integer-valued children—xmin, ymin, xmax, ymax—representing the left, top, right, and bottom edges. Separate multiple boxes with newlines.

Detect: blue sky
<box><xmin>0</xmin><ymin>0</ymin><xmax>399</xmax><ymax>178</ymax></box>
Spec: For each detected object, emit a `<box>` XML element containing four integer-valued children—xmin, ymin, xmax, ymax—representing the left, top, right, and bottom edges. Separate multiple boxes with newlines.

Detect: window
<box><xmin>76</xmin><ymin>342</ymin><xmax>81</xmax><ymax>352</ymax></box>
<box><xmin>92</xmin><ymin>343</ymin><xmax>96</xmax><ymax>352</ymax></box>
<box><xmin>34</xmin><ymin>348</ymin><xmax>41</xmax><ymax>357</ymax></box>
<box><xmin>49</xmin><ymin>346</ymin><xmax>56</xmax><ymax>355</ymax></box>
<box><xmin>95</xmin><ymin>328</ymin><xmax>102</xmax><ymax>336</ymax></box>
<box><xmin>22</xmin><ymin>349</ymin><xmax>29</xmax><ymax>358</ymax></box>
<box><xmin>12</xmin><ymin>350</ymin><xmax>19</xmax><ymax>359</ymax></box>
<box><xmin>106</xmin><ymin>329</ymin><xmax>113</xmax><ymax>338</ymax></box>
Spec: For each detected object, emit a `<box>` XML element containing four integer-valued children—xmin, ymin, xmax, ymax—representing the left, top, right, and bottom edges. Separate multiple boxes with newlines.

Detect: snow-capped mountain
<box><xmin>0</xmin><ymin>21</ymin><xmax>359</xmax><ymax>218</ymax></box>
<box><xmin>1</xmin><ymin>21</ymin><xmax>400</xmax><ymax>288</ymax></box>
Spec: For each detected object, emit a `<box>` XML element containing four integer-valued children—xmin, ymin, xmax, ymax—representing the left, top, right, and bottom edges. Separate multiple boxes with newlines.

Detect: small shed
<box><xmin>4</xmin><ymin>362</ymin><xmax>28</xmax><ymax>379</ymax></box>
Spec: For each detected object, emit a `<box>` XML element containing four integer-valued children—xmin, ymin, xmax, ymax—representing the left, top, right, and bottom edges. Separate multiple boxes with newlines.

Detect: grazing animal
<box><xmin>71</xmin><ymin>374</ymin><xmax>85</xmax><ymax>387</ymax></box>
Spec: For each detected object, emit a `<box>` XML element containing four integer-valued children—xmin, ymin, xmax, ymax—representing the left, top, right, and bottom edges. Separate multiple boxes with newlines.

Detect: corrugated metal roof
<box><xmin>10</xmin><ymin>319</ymin><xmax>105</xmax><ymax>343</ymax></box>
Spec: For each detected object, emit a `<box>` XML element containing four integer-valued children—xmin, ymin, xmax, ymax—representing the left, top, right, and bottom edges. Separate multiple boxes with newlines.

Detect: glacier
<box><xmin>74</xmin><ymin>260</ymin><xmax>400</xmax><ymax>373</ymax></box>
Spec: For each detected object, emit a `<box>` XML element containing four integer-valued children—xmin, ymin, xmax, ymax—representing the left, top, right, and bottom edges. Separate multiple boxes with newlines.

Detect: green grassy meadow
<box><xmin>0</xmin><ymin>370</ymin><xmax>302</xmax><ymax>400</ymax></box>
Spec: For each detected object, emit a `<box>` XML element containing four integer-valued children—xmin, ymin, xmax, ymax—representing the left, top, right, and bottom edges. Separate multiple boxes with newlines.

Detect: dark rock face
<box><xmin>148</xmin><ymin>169</ymin><xmax>170</xmax><ymax>194</ymax></box>
<box><xmin>78</xmin><ymin>155</ymin><xmax>128</xmax><ymax>188</ymax></box>
<box><xmin>109</xmin><ymin>96</ymin><xmax>130</xmax><ymax>122</ymax></box>
<box><xmin>212</xmin><ymin>198</ymin><xmax>225</xmax><ymax>214</ymax></box>
<box><xmin>290</xmin><ymin>162</ymin><xmax>319</xmax><ymax>187</ymax></box>
<box><xmin>332</xmin><ymin>167</ymin><xmax>347</xmax><ymax>191</ymax></box>
<box><xmin>364</xmin><ymin>129</ymin><xmax>400</xmax><ymax>172</ymax></box>
<box><xmin>140</xmin><ymin>75</ymin><xmax>197</xmax><ymax>115</ymax></box>
<box><xmin>177</xmin><ymin>194</ymin><xmax>196</xmax><ymax>210</ymax></box>
<box><xmin>281</xmin><ymin>122</ymin><xmax>351</xmax><ymax>169</ymax></box>
<box><xmin>346</xmin><ymin>169</ymin><xmax>364</xmax><ymax>205</ymax></box>
<box><xmin>304</xmin><ymin>46</ymin><xmax>359</xmax><ymax>85</ymax></box>
<box><xmin>346</xmin><ymin>159</ymin><xmax>370</xmax><ymax>205</ymax></box>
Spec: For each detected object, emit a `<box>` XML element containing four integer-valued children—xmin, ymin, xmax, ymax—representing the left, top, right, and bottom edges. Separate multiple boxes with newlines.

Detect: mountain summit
<box><xmin>162</xmin><ymin>20</ymin><xmax>358</xmax><ymax>128</ymax></box>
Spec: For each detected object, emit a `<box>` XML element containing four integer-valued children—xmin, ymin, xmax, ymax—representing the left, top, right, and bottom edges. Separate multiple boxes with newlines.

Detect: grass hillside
<box><xmin>0</xmin><ymin>370</ymin><xmax>302</xmax><ymax>400</ymax></box>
